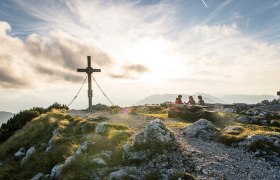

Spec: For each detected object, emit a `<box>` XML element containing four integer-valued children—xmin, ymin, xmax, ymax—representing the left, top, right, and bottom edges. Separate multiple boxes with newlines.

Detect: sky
<box><xmin>0</xmin><ymin>0</ymin><xmax>280</xmax><ymax>112</ymax></box>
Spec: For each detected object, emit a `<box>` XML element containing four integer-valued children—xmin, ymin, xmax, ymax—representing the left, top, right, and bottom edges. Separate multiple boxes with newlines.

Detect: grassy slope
<box><xmin>0</xmin><ymin>109</ymin><xmax>279</xmax><ymax>179</ymax></box>
<box><xmin>0</xmin><ymin>109</ymin><xmax>132</xmax><ymax>179</ymax></box>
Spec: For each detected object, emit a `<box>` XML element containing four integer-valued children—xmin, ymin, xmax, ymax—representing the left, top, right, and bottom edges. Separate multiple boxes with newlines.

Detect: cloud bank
<box><xmin>110</xmin><ymin>64</ymin><xmax>150</xmax><ymax>79</ymax></box>
<box><xmin>0</xmin><ymin>21</ymin><xmax>114</xmax><ymax>88</ymax></box>
<box><xmin>0</xmin><ymin>0</ymin><xmax>280</xmax><ymax>95</ymax></box>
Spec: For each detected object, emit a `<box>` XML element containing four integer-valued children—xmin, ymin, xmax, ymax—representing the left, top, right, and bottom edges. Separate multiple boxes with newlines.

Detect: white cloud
<box><xmin>0</xmin><ymin>21</ymin><xmax>113</xmax><ymax>88</ymax></box>
<box><xmin>1</xmin><ymin>0</ymin><xmax>280</xmax><ymax>96</ymax></box>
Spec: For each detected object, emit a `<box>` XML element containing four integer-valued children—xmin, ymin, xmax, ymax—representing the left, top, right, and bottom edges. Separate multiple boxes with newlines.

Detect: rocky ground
<box><xmin>68</xmin><ymin>109</ymin><xmax>280</xmax><ymax>180</ymax></box>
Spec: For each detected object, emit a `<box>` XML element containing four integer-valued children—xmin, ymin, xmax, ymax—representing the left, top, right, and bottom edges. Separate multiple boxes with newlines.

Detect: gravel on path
<box><xmin>68</xmin><ymin>110</ymin><xmax>280</xmax><ymax>180</ymax></box>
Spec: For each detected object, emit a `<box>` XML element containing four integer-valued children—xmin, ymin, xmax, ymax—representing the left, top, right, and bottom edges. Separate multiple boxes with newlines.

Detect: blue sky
<box><xmin>1</xmin><ymin>0</ymin><xmax>280</xmax><ymax>42</ymax></box>
<box><xmin>0</xmin><ymin>0</ymin><xmax>279</xmax><ymax>112</ymax></box>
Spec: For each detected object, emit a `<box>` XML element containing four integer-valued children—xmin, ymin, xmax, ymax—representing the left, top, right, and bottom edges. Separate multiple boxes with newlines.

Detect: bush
<box><xmin>47</xmin><ymin>102</ymin><xmax>69</xmax><ymax>111</ymax></box>
<box><xmin>0</xmin><ymin>103</ymin><xmax>68</xmax><ymax>144</ymax></box>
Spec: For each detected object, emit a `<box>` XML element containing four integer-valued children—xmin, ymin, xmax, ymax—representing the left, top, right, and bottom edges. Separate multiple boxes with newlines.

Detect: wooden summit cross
<box><xmin>77</xmin><ymin>56</ymin><xmax>101</xmax><ymax>112</ymax></box>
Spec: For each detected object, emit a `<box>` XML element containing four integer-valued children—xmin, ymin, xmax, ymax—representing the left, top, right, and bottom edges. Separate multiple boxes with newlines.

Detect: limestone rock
<box><xmin>135</xmin><ymin>119</ymin><xmax>175</xmax><ymax>146</ymax></box>
<box><xmin>45</xmin><ymin>139</ymin><xmax>54</xmax><ymax>152</ymax></box>
<box><xmin>14</xmin><ymin>147</ymin><xmax>26</xmax><ymax>158</ymax></box>
<box><xmin>31</xmin><ymin>173</ymin><xmax>44</xmax><ymax>180</ymax></box>
<box><xmin>108</xmin><ymin>168</ymin><xmax>138</xmax><ymax>180</ymax></box>
<box><xmin>45</xmin><ymin>129</ymin><xmax>60</xmax><ymax>153</ymax></box>
<box><xmin>237</xmin><ymin>116</ymin><xmax>250</xmax><ymax>123</ymax></box>
<box><xmin>52</xmin><ymin>129</ymin><xmax>60</xmax><ymax>137</ymax></box>
<box><xmin>21</xmin><ymin>146</ymin><xmax>36</xmax><ymax>165</ymax></box>
<box><xmin>183</xmin><ymin>119</ymin><xmax>219</xmax><ymax>140</ymax></box>
<box><xmin>224</xmin><ymin>126</ymin><xmax>244</xmax><ymax>135</ymax></box>
<box><xmin>76</xmin><ymin>141</ymin><xmax>95</xmax><ymax>155</ymax></box>
<box><xmin>89</xmin><ymin>115</ymin><xmax>110</xmax><ymax>121</ymax></box>
<box><xmin>234</xmin><ymin>103</ymin><xmax>248</xmax><ymax>112</ymax></box>
<box><xmin>91</xmin><ymin>157</ymin><xmax>107</xmax><ymax>165</ymax></box>
<box><xmin>102</xmin><ymin>150</ymin><xmax>113</xmax><ymax>158</ymax></box>
<box><xmin>239</xmin><ymin>135</ymin><xmax>275</xmax><ymax>148</ymax></box>
<box><xmin>95</xmin><ymin>123</ymin><xmax>107</xmax><ymax>135</ymax></box>
<box><xmin>51</xmin><ymin>164</ymin><xmax>63</xmax><ymax>180</ymax></box>
<box><xmin>65</xmin><ymin>155</ymin><xmax>76</xmax><ymax>165</ymax></box>
<box><xmin>123</xmin><ymin>150</ymin><xmax>149</xmax><ymax>161</ymax></box>
<box><xmin>123</xmin><ymin>119</ymin><xmax>177</xmax><ymax>162</ymax></box>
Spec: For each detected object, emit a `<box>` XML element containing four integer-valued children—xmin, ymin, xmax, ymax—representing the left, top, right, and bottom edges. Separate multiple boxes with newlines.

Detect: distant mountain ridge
<box><xmin>134</xmin><ymin>93</ymin><xmax>277</xmax><ymax>105</ymax></box>
<box><xmin>219</xmin><ymin>94</ymin><xmax>277</xmax><ymax>104</ymax></box>
<box><xmin>0</xmin><ymin>111</ymin><xmax>14</xmax><ymax>125</ymax></box>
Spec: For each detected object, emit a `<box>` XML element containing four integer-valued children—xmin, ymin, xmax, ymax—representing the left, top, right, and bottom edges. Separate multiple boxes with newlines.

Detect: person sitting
<box><xmin>197</xmin><ymin>95</ymin><xmax>205</xmax><ymax>106</ymax></box>
<box><xmin>174</xmin><ymin>95</ymin><xmax>184</xmax><ymax>111</ymax></box>
<box><xmin>187</xmin><ymin>96</ymin><xmax>196</xmax><ymax>105</ymax></box>
<box><xmin>175</xmin><ymin>95</ymin><xmax>183</xmax><ymax>104</ymax></box>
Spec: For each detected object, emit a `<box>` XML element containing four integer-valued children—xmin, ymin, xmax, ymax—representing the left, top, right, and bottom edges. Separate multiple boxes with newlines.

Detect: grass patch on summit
<box><xmin>0</xmin><ymin>110</ymin><xmax>132</xmax><ymax>179</ymax></box>
<box><xmin>219</xmin><ymin>123</ymin><xmax>280</xmax><ymax>146</ymax></box>
<box><xmin>142</xmin><ymin>113</ymin><xmax>168</xmax><ymax>119</ymax></box>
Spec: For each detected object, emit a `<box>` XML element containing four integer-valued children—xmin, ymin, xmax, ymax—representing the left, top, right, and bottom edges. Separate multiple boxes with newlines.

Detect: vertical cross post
<box><xmin>77</xmin><ymin>56</ymin><xmax>101</xmax><ymax>112</ymax></box>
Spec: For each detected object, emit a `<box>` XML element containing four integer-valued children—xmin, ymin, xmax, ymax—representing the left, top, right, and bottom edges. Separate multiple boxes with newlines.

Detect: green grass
<box><xmin>164</xmin><ymin>121</ymin><xmax>191</xmax><ymax>130</ymax></box>
<box><xmin>219</xmin><ymin>123</ymin><xmax>280</xmax><ymax>146</ymax></box>
<box><xmin>0</xmin><ymin>110</ymin><xmax>132</xmax><ymax>179</ymax></box>
<box><xmin>142</xmin><ymin>113</ymin><xmax>168</xmax><ymax>119</ymax></box>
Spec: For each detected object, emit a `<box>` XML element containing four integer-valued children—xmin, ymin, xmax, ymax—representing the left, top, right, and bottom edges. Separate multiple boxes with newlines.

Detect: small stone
<box><xmin>14</xmin><ymin>147</ymin><xmax>26</xmax><ymax>158</ymax></box>
<box><xmin>237</xmin><ymin>116</ymin><xmax>250</xmax><ymax>123</ymax></box>
<box><xmin>65</xmin><ymin>155</ymin><xmax>75</xmax><ymax>165</ymax></box>
<box><xmin>76</xmin><ymin>141</ymin><xmax>95</xmax><ymax>155</ymax></box>
<box><xmin>51</xmin><ymin>164</ymin><xmax>63</xmax><ymax>180</ymax></box>
<box><xmin>52</xmin><ymin>129</ymin><xmax>60</xmax><ymax>137</ymax></box>
<box><xmin>95</xmin><ymin>123</ymin><xmax>107</xmax><ymax>135</ymax></box>
<box><xmin>31</xmin><ymin>173</ymin><xmax>44</xmax><ymax>180</ymax></box>
<box><xmin>21</xmin><ymin>146</ymin><xmax>36</xmax><ymax>165</ymax></box>
<box><xmin>102</xmin><ymin>150</ymin><xmax>113</xmax><ymax>158</ymax></box>
<box><xmin>91</xmin><ymin>157</ymin><xmax>107</xmax><ymax>165</ymax></box>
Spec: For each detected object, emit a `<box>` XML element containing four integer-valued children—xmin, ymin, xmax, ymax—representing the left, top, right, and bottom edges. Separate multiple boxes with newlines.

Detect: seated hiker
<box><xmin>187</xmin><ymin>96</ymin><xmax>196</xmax><ymax>105</ymax></box>
<box><xmin>175</xmin><ymin>95</ymin><xmax>183</xmax><ymax>104</ymax></box>
<box><xmin>197</xmin><ymin>95</ymin><xmax>205</xmax><ymax>106</ymax></box>
<box><xmin>173</xmin><ymin>95</ymin><xmax>184</xmax><ymax>111</ymax></box>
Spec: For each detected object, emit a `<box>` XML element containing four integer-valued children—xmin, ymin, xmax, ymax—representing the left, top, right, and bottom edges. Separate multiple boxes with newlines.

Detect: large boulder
<box><xmin>134</xmin><ymin>119</ymin><xmax>175</xmax><ymax>146</ymax></box>
<box><xmin>183</xmin><ymin>119</ymin><xmax>219</xmax><ymax>140</ymax></box>
<box><xmin>123</xmin><ymin>119</ymin><xmax>177</xmax><ymax>162</ymax></box>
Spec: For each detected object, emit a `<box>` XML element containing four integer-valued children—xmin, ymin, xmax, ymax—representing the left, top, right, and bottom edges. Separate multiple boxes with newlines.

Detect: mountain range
<box><xmin>134</xmin><ymin>93</ymin><xmax>277</xmax><ymax>105</ymax></box>
<box><xmin>0</xmin><ymin>111</ymin><xmax>14</xmax><ymax>125</ymax></box>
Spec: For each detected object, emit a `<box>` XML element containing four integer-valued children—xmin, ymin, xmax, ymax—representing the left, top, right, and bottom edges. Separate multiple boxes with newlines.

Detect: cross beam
<box><xmin>77</xmin><ymin>56</ymin><xmax>101</xmax><ymax>112</ymax></box>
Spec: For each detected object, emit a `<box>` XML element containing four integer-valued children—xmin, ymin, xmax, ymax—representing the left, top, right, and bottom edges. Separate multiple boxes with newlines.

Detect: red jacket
<box><xmin>175</xmin><ymin>99</ymin><xmax>183</xmax><ymax>104</ymax></box>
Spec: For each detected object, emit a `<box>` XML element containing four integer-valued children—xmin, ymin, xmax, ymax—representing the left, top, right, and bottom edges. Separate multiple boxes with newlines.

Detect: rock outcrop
<box><xmin>239</xmin><ymin>134</ymin><xmax>280</xmax><ymax>166</ymax></box>
<box><xmin>123</xmin><ymin>119</ymin><xmax>177</xmax><ymax>162</ymax></box>
<box><xmin>134</xmin><ymin>119</ymin><xmax>175</xmax><ymax>146</ymax></box>
<box><xmin>183</xmin><ymin>119</ymin><xmax>220</xmax><ymax>140</ymax></box>
<box><xmin>236</xmin><ymin>108</ymin><xmax>280</xmax><ymax>126</ymax></box>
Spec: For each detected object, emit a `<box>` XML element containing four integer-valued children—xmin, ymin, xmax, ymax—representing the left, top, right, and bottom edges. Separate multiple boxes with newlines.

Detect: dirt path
<box><xmin>67</xmin><ymin>110</ymin><xmax>280</xmax><ymax>180</ymax></box>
